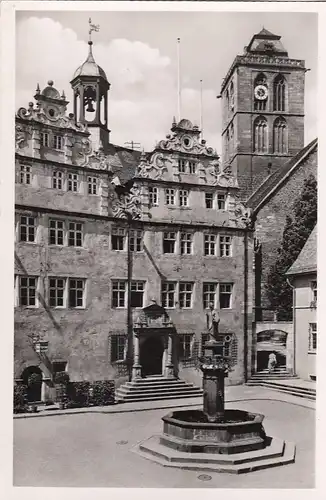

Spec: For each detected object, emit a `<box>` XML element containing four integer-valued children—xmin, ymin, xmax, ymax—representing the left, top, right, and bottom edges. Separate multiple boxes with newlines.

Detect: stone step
<box><xmin>116</xmin><ymin>385</ymin><xmax>202</xmax><ymax>396</ymax></box>
<box><xmin>127</xmin><ymin>377</ymin><xmax>180</xmax><ymax>384</ymax></box>
<box><xmin>246</xmin><ymin>381</ymin><xmax>316</xmax><ymax>400</ymax></box>
<box><xmin>133</xmin><ymin>435</ymin><xmax>296</xmax><ymax>474</ymax></box>
<box><xmin>115</xmin><ymin>392</ymin><xmax>203</xmax><ymax>403</ymax></box>
<box><xmin>125</xmin><ymin>380</ymin><xmax>191</xmax><ymax>389</ymax></box>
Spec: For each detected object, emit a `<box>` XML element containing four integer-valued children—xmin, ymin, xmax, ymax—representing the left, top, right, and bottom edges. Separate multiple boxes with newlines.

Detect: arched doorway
<box><xmin>140</xmin><ymin>336</ymin><xmax>164</xmax><ymax>377</ymax></box>
<box><xmin>256</xmin><ymin>330</ymin><xmax>287</xmax><ymax>372</ymax></box>
<box><xmin>21</xmin><ymin>366</ymin><xmax>43</xmax><ymax>402</ymax></box>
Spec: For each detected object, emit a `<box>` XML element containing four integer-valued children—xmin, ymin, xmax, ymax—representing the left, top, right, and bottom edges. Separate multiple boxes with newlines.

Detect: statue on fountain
<box><xmin>207</xmin><ymin>302</ymin><xmax>220</xmax><ymax>341</ymax></box>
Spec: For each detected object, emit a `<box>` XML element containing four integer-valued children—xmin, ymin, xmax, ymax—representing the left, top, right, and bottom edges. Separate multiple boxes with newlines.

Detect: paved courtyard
<box><xmin>13</xmin><ymin>386</ymin><xmax>315</xmax><ymax>488</ymax></box>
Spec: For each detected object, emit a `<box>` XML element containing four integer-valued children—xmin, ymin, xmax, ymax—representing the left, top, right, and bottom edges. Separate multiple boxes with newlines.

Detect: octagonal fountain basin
<box><xmin>160</xmin><ymin>409</ymin><xmax>268</xmax><ymax>455</ymax></box>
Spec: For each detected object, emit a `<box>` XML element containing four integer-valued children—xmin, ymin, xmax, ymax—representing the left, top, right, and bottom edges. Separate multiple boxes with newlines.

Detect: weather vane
<box><xmin>88</xmin><ymin>18</ymin><xmax>100</xmax><ymax>43</ymax></box>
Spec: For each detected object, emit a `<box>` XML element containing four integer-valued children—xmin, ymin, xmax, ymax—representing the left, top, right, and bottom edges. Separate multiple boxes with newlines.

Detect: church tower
<box><xmin>220</xmin><ymin>28</ymin><xmax>306</xmax><ymax>200</ymax></box>
<box><xmin>70</xmin><ymin>20</ymin><xmax>110</xmax><ymax>150</ymax></box>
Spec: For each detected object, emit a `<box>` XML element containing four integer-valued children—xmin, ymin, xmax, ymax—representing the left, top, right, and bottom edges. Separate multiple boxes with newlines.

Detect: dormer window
<box><xmin>178</xmin><ymin>158</ymin><xmax>196</xmax><ymax>174</ymax></box>
<box><xmin>53</xmin><ymin>135</ymin><xmax>63</xmax><ymax>150</ymax></box>
<box><xmin>188</xmin><ymin>161</ymin><xmax>196</xmax><ymax>174</ymax></box>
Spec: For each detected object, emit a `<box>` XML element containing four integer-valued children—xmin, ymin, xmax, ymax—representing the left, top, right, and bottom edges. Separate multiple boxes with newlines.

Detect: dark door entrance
<box><xmin>21</xmin><ymin>366</ymin><xmax>42</xmax><ymax>402</ymax></box>
<box><xmin>140</xmin><ymin>336</ymin><xmax>164</xmax><ymax>377</ymax></box>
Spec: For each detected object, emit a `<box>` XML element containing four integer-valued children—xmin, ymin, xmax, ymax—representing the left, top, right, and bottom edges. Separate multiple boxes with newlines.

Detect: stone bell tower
<box><xmin>70</xmin><ymin>19</ymin><xmax>111</xmax><ymax>150</ymax></box>
<box><xmin>220</xmin><ymin>28</ymin><xmax>306</xmax><ymax>200</ymax></box>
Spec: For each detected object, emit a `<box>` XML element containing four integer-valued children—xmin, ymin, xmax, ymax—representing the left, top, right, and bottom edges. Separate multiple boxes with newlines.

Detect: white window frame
<box><xmin>112</xmin><ymin>280</ymin><xmax>127</xmax><ymax>308</ymax></box>
<box><xmin>40</xmin><ymin>132</ymin><xmax>49</xmax><ymax>147</ymax></box>
<box><xmin>165</xmin><ymin>188</ymin><xmax>176</xmax><ymax>206</ymax></box>
<box><xmin>203</xmin><ymin>282</ymin><xmax>217</xmax><ymax>309</ymax></box>
<box><xmin>20</xmin><ymin>165</ymin><xmax>31</xmax><ymax>185</ymax></box>
<box><xmin>179</xmin><ymin>282</ymin><xmax>194</xmax><ymax>309</ymax></box>
<box><xmin>129</xmin><ymin>229</ymin><xmax>143</xmax><ymax>253</ymax></box>
<box><xmin>311</xmin><ymin>281</ymin><xmax>317</xmax><ymax>306</ymax></box>
<box><xmin>68</xmin><ymin>278</ymin><xmax>86</xmax><ymax>309</ymax></box>
<box><xmin>179</xmin><ymin>189</ymin><xmax>189</xmax><ymax>207</ymax></box>
<box><xmin>130</xmin><ymin>281</ymin><xmax>145</xmax><ymax>308</ymax></box>
<box><xmin>112</xmin><ymin>227</ymin><xmax>126</xmax><ymax>251</ymax></box>
<box><xmin>149</xmin><ymin>186</ymin><xmax>159</xmax><ymax>206</ymax></box>
<box><xmin>219</xmin><ymin>283</ymin><xmax>233</xmax><ymax>309</ymax></box>
<box><xmin>163</xmin><ymin>231</ymin><xmax>177</xmax><ymax>254</ymax></box>
<box><xmin>217</xmin><ymin>193</ymin><xmax>226</xmax><ymax>211</ymax></box>
<box><xmin>49</xmin><ymin>219</ymin><xmax>65</xmax><ymax>246</ymax></box>
<box><xmin>88</xmin><ymin>176</ymin><xmax>98</xmax><ymax>195</ymax></box>
<box><xmin>68</xmin><ymin>221</ymin><xmax>83</xmax><ymax>247</ymax></box>
<box><xmin>52</xmin><ymin>171</ymin><xmax>63</xmax><ymax>190</ymax></box>
<box><xmin>188</xmin><ymin>161</ymin><xmax>196</xmax><ymax>174</ymax></box>
<box><xmin>53</xmin><ymin>135</ymin><xmax>63</xmax><ymax>150</ymax></box>
<box><xmin>18</xmin><ymin>275</ymin><xmax>39</xmax><ymax>307</ymax></box>
<box><xmin>161</xmin><ymin>281</ymin><xmax>177</xmax><ymax>309</ymax></box>
<box><xmin>204</xmin><ymin>233</ymin><xmax>216</xmax><ymax>256</ymax></box>
<box><xmin>49</xmin><ymin>277</ymin><xmax>67</xmax><ymax>308</ymax></box>
<box><xmin>180</xmin><ymin>232</ymin><xmax>193</xmax><ymax>255</ymax></box>
<box><xmin>178</xmin><ymin>159</ymin><xmax>187</xmax><ymax>173</ymax></box>
<box><xmin>19</xmin><ymin>215</ymin><xmax>36</xmax><ymax>243</ymax></box>
<box><xmin>220</xmin><ymin>235</ymin><xmax>232</xmax><ymax>257</ymax></box>
<box><xmin>67</xmin><ymin>172</ymin><xmax>79</xmax><ymax>192</ymax></box>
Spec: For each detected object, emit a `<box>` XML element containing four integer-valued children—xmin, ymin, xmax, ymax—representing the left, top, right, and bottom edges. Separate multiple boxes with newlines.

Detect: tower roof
<box><xmin>72</xmin><ymin>41</ymin><xmax>107</xmax><ymax>81</ymax></box>
<box><xmin>245</xmin><ymin>28</ymin><xmax>288</xmax><ymax>56</ymax></box>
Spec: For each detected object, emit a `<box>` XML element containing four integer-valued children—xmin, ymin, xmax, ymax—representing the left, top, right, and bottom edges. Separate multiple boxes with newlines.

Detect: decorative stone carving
<box><xmin>85</xmin><ymin>148</ymin><xmax>113</xmax><ymax>171</ymax></box>
<box><xmin>112</xmin><ymin>184</ymin><xmax>142</xmax><ymax>219</ymax></box>
<box><xmin>157</xmin><ymin>132</ymin><xmax>216</xmax><ymax>157</ymax></box>
<box><xmin>231</xmin><ymin>201</ymin><xmax>253</xmax><ymax>228</ymax></box>
<box><xmin>16</xmin><ymin>103</ymin><xmax>88</xmax><ymax>133</ymax></box>
<box><xmin>137</xmin><ymin>152</ymin><xmax>172</xmax><ymax>180</ymax></box>
<box><xmin>15</xmin><ymin>124</ymin><xmax>32</xmax><ymax>151</ymax></box>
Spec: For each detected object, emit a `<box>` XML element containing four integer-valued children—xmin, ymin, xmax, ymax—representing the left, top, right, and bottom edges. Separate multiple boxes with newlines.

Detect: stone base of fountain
<box><xmin>133</xmin><ymin>408</ymin><xmax>296</xmax><ymax>474</ymax></box>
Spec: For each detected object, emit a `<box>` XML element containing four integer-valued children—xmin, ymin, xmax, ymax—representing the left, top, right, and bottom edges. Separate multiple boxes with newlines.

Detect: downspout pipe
<box><xmin>243</xmin><ymin>228</ymin><xmax>249</xmax><ymax>383</ymax></box>
<box><xmin>286</xmin><ymin>276</ymin><xmax>296</xmax><ymax>376</ymax></box>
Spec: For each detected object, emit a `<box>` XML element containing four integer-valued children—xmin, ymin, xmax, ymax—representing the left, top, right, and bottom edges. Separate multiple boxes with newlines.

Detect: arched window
<box><xmin>254</xmin><ymin>73</ymin><xmax>268</xmax><ymax>111</ymax></box>
<box><xmin>229</xmin><ymin>123</ymin><xmax>234</xmax><ymax>154</ymax></box>
<box><xmin>273</xmin><ymin>117</ymin><xmax>287</xmax><ymax>154</ymax></box>
<box><xmin>225</xmin><ymin>129</ymin><xmax>230</xmax><ymax>160</ymax></box>
<box><xmin>254</xmin><ymin>116</ymin><xmax>268</xmax><ymax>153</ymax></box>
<box><xmin>273</xmin><ymin>75</ymin><xmax>286</xmax><ymax>111</ymax></box>
<box><xmin>229</xmin><ymin>81</ymin><xmax>234</xmax><ymax>111</ymax></box>
<box><xmin>225</xmin><ymin>89</ymin><xmax>229</xmax><ymax>111</ymax></box>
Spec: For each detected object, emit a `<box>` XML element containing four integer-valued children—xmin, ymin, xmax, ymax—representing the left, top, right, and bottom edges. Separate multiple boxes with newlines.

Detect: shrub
<box><xmin>67</xmin><ymin>381</ymin><xmax>90</xmax><ymax>408</ymax></box>
<box><xmin>54</xmin><ymin>372</ymin><xmax>70</xmax><ymax>386</ymax></box>
<box><xmin>13</xmin><ymin>384</ymin><xmax>29</xmax><ymax>414</ymax></box>
<box><xmin>90</xmin><ymin>380</ymin><xmax>115</xmax><ymax>407</ymax></box>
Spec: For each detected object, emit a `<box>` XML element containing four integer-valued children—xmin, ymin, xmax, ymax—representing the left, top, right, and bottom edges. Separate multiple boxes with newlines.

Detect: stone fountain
<box><xmin>134</xmin><ymin>308</ymin><xmax>296</xmax><ymax>474</ymax></box>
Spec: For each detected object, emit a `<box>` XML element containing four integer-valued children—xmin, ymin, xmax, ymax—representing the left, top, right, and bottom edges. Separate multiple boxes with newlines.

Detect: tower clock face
<box><xmin>254</xmin><ymin>85</ymin><xmax>268</xmax><ymax>101</ymax></box>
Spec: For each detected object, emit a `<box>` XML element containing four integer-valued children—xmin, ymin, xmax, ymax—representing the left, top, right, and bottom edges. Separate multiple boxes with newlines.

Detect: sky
<box><xmin>16</xmin><ymin>11</ymin><xmax>317</xmax><ymax>152</ymax></box>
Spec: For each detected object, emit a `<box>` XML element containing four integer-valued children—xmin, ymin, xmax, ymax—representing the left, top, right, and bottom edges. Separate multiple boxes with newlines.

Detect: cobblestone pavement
<box><xmin>13</xmin><ymin>385</ymin><xmax>315</xmax><ymax>488</ymax></box>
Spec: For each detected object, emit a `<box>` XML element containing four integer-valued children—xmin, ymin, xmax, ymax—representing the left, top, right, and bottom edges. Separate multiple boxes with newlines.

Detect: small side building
<box><xmin>286</xmin><ymin>226</ymin><xmax>317</xmax><ymax>381</ymax></box>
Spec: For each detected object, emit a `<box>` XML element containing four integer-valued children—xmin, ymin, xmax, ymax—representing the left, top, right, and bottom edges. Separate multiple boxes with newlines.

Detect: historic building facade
<box><xmin>14</xmin><ymin>38</ymin><xmax>254</xmax><ymax>402</ymax></box>
<box><xmin>220</xmin><ymin>28</ymin><xmax>306</xmax><ymax>200</ymax></box>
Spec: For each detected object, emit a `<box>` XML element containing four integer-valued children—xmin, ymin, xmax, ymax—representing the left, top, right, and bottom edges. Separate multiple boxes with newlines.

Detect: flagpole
<box><xmin>177</xmin><ymin>37</ymin><xmax>181</xmax><ymax>122</ymax></box>
<box><xmin>200</xmin><ymin>79</ymin><xmax>203</xmax><ymax>139</ymax></box>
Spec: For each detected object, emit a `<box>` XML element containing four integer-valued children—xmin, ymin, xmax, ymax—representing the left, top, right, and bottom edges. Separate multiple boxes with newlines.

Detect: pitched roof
<box><xmin>105</xmin><ymin>144</ymin><xmax>141</xmax><ymax>184</ymax></box>
<box><xmin>247</xmin><ymin>138</ymin><xmax>318</xmax><ymax>212</ymax></box>
<box><xmin>286</xmin><ymin>226</ymin><xmax>317</xmax><ymax>276</ymax></box>
<box><xmin>257</xmin><ymin>28</ymin><xmax>279</xmax><ymax>38</ymax></box>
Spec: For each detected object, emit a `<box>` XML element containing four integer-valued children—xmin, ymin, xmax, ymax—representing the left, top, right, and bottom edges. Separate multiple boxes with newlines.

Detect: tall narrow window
<box><xmin>111</xmin><ymin>335</ymin><xmax>126</xmax><ymax>362</ymax></box>
<box><xmin>179</xmin><ymin>189</ymin><xmax>189</xmax><ymax>207</ymax></box>
<box><xmin>149</xmin><ymin>187</ymin><xmax>158</xmax><ymax>206</ymax></box>
<box><xmin>112</xmin><ymin>227</ymin><xmax>126</xmax><ymax>250</ymax></box>
<box><xmin>178</xmin><ymin>334</ymin><xmax>193</xmax><ymax>360</ymax></box>
<box><xmin>229</xmin><ymin>81</ymin><xmax>234</xmax><ymax>111</ymax></box>
<box><xmin>19</xmin><ymin>276</ymin><xmax>37</xmax><ymax>306</ymax></box>
<box><xmin>68</xmin><ymin>173</ymin><xmax>78</xmax><ymax>192</ymax></box>
<box><xmin>178</xmin><ymin>159</ymin><xmax>187</xmax><ymax>173</ymax></box>
<box><xmin>188</xmin><ymin>161</ymin><xmax>196</xmax><ymax>174</ymax></box>
<box><xmin>205</xmin><ymin>193</ymin><xmax>214</xmax><ymax>209</ymax></box>
<box><xmin>220</xmin><ymin>235</ymin><xmax>232</xmax><ymax>257</ymax></box>
<box><xmin>273</xmin><ymin>117</ymin><xmax>287</xmax><ymax>154</ymax></box>
<box><xmin>129</xmin><ymin>230</ymin><xmax>143</xmax><ymax>252</ymax></box>
<box><xmin>20</xmin><ymin>165</ymin><xmax>31</xmax><ymax>185</ymax></box>
<box><xmin>229</xmin><ymin>123</ymin><xmax>234</xmax><ymax>154</ymax></box>
<box><xmin>40</xmin><ymin>132</ymin><xmax>49</xmax><ymax>147</ymax></box>
<box><xmin>68</xmin><ymin>278</ymin><xmax>85</xmax><ymax>308</ymax></box>
<box><xmin>254</xmin><ymin>73</ymin><xmax>268</xmax><ymax>111</ymax></box>
<box><xmin>19</xmin><ymin>215</ymin><xmax>36</xmax><ymax>242</ymax></box>
<box><xmin>180</xmin><ymin>232</ymin><xmax>193</xmax><ymax>255</ymax></box>
<box><xmin>273</xmin><ymin>75</ymin><xmax>286</xmax><ymax>112</ymax></box>
<box><xmin>220</xmin><ymin>283</ymin><xmax>233</xmax><ymax>309</ymax></box>
<box><xmin>165</xmin><ymin>188</ymin><xmax>175</xmax><ymax>206</ymax></box>
<box><xmin>203</xmin><ymin>283</ymin><xmax>217</xmax><ymax>309</ymax></box>
<box><xmin>68</xmin><ymin>222</ymin><xmax>83</xmax><ymax>247</ymax></box>
<box><xmin>49</xmin><ymin>277</ymin><xmax>66</xmax><ymax>307</ymax></box>
<box><xmin>161</xmin><ymin>282</ymin><xmax>177</xmax><ymax>308</ymax></box>
<box><xmin>130</xmin><ymin>281</ymin><xmax>145</xmax><ymax>308</ymax></box>
<box><xmin>254</xmin><ymin>116</ymin><xmax>268</xmax><ymax>153</ymax></box>
<box><xmin>112</xmin><ymin>280</ymin><xmax>126</xmax><ymax>308</ymax></box>
<box><xmin>52</xmin><ymin>171</ymin><xmax>63</xmax><ymax>190</ymax></box>
<box><xmin>217</xmin><ymin>194</ymin><xmax>226</xmax><ymax>210</ymax></box>
<box><xmin>53</xmin><ymin>135</ymin><xmax>63</xmax><ymax>150</ymax></box>
<box><xmin>88</xmin><ymin>176</ymin><xmax>98</xmax><ymax>195</ymax></box>
<box><xmin>204</xmin><ymin>234</ymin><xmax>216</xmax><ymax>256</ymax></box>
<box><xmin>179</xmin><ymin>283</ymin><xmax>193</xmax><ymax>309</ymax></box>
<box><xmin>163</xmin><ymin>232</ymin><xmax>176</xmax><ymax>253</ymax></box>
<box><xmin>309</xmin><ymin>323</ymin><xmax>317</xmax><ymax>352</ymax></box>
<box><xmin>49</xmin><ymin>219</ymin><xmax>64</xmax><ymax>245</ymax></box>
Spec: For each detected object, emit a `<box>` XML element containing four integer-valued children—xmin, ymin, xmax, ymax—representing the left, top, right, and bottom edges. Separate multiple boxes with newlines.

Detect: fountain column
<box><xmin>132</xmin><ymin>332</ymin><xmax>142</xmax><ymax>379</ymax></box>
<box><xmin>164</xmin><ymin>331</ymin><xmax>174</xmax><ymax>378</ymax></box>
<box><xmin>202</xmin><ymin>341</ymin><xmax>226</xmax><ymax>423</ymax></box>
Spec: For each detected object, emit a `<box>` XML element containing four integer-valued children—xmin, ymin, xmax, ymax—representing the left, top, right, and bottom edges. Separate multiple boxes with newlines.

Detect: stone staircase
<box><xmin>115</xmin><ymin>376</ymin><xmax>203</xmax><ymax>403</ymax></box>
<box><xmin>246</xmin><ymin>367</ymin><xmax>316</xmax><ymax>401</ymax></box>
